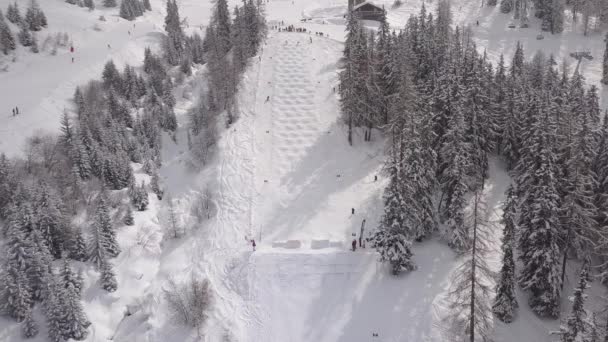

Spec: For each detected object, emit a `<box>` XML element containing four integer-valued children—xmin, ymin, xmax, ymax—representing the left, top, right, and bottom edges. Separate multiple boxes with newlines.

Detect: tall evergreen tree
<box><xmin>500</xmin><ymin>0</ymin><xmax>514</xmax><ymax>12</ymax></box>
<box><xmin>370</xmin><ymin>172</ymin><xmax>416</xmax><ymax>275</ymax></box>
<box><xmin>58</xmin><ymin>259</ymin><xmax>90</xmax><ymax>340</ymax></box>
<box><xmin>84</xmin><ymin>0</ymin><xmax>94</xmax><ymax>10</ymax></box>
<box><xmin>18</xmin><ymin>22</ymin><xmax>32</xmax><ymax>47</ymax></box>
<box><xmin>164</xmin><ymin>0</ymin><xmax>185</xmax><ymax>65</ymax></box>
<box><xmin>212</xmin><ymin>0</ymin><xmax>232</xmax><ymax>55</ymax></box>
<box><xmin>492</xmin><ymin>185</ymin><xmax>518</xmax><ymax>323</ymax></box>
<box><xmin>87</xmin><ymin>193</ymin><xmax>120</xmax><ymax>267</ymax></box>
<box><xmin>0</xmin><ymin>216</ymin><xmax>34</xmax><ymax>322</ymax></box>
<box><xmin>123</xmin><ymin>205</ymin><xmax>134</xmax><ymax>226</ymax></box>
<box><xmin>517</xmin><ymin>116</ymin><xmax>562</xmax><ymax>317</ymax></box>
<box><xmin>7</xmin><ymin>2</ymin><xmax>23</xmax><ymax>24</ymax></box>
<box><xmin>602</xmin><ymin>33</ymin><xmax>608</xmax><ymax>85</ymax></box>
<box><xmin>560</xmin><ymin>264</ymin><xmax>592</xmax><ymax>342</ymax></box>
<box><xmin>0</xmin><ymin>13</ymin><xmax>15</xmax><ymax>55</ymax></box>
<box><xmin>100</xmin><ymin>257</ymin><xmax>117</xmax><ymax>292</ymax></box>
<box><xmin>21</xmin><ymin>310</ymin><xmax>38</xmax><ymax>338</ymax></box>
<box><xmin>24</xmin><ymin>0</ymin><xmax>46</xmax><ymax>31</ymax></box>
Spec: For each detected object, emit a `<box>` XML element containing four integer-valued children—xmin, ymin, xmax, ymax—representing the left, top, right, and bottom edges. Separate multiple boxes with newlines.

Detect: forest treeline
<box><xmin>0</xmin><ymin>0</ymin><xmax>266</xmax><ymax>340</ymax></box>
<box><xmin>340</xmin><ymin>2</ymin><xmax>608</xmax><ymax>340</ymax></box>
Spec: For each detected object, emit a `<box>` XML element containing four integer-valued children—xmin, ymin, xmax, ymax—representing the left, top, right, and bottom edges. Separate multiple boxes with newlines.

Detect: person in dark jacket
<box><xmin>351</xmin><ymin>239</ymin><xmax>357</xmax><ymax>251</ymax></box>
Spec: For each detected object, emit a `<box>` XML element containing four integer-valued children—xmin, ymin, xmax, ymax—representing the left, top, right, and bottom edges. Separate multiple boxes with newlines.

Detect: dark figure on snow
<box><xmin>15</xmin><ymin>106</ymin><xmax>19</xmax><ymax>115</ymax></box>
<box><xmin>351</xmin><ymin>208</ymin><xmax>355</xmax><ymax>215</ymax></box>
<box><xmin>265</xmin><ymin>96</ymin><xmax>270</xmax><ymax>103</ymax></box>
<box><xmin>351</xmin><ymin>239</ymin><xmax>357</xmax><ymax>251</ymax></box>
<box><xmin>374</xmin><ymin>175</ymin><xmax>377</xmax><ymax>182</ymax></box>
<box><xmin>12</xmin><ymin>108</ymin><xmax>15</xmax><ymax>116</ymax></box>
<box><xmin>476</xmin><ymin>20</ymin><xmax>479</xmax><ymax>26</ymax></box>
<box><xmin>252</xmin><ymin>239</ymin><xmax>256</xmax><ymax>251</ymax></box>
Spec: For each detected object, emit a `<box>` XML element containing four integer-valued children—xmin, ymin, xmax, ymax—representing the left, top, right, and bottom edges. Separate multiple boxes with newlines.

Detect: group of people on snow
<box><xmin>11</xmin><ymin>106</ymin><xmax>19</xmax><ymax>117</ymax></box>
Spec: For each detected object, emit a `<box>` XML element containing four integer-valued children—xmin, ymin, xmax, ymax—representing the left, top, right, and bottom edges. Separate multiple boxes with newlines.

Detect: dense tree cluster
<box><xmin>198</xmin><ymin>0</ymin><xmax>266</xmax><ymax>125</ymax></box>
<box><xmin>0</xmin><ymin>0</ymin><xmax>268</xmax><ymax>337</ymax></box>
<box><xmin>0</xmin><ymin>25</ymin><xmax>181</xmax><ymax>342</ymax></box>
<box><xmin>181</xmin><ymin>0</ymin><xmax>266</xmax><ymax>168</ymax></box>
<box><xmin>119</xmin><ymin>0</ymin><xmax>148</xmax><ymax>21</ymax></box>
<box><xmin>0</xmin><ymin>0</ymin><xmax>47</xmax><ymax>55</ymax></box>
<box><xmin>346</xmin><ymin>1</ymin><xmax>608</xmax><ymax>337</ymax></box>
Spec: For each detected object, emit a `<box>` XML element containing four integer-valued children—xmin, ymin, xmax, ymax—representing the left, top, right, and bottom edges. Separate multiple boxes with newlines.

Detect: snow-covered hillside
<box><xmin>1</xmin><ymin>0</ymin><xmax>608</xmax><ymax>341</ymax></box>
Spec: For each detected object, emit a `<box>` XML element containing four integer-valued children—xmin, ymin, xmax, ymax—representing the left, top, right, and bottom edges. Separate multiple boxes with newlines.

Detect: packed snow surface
<box><xmin>1</xmin><ymin>0</ymin><xmax>608</xmax><ymax>341</ymax></box>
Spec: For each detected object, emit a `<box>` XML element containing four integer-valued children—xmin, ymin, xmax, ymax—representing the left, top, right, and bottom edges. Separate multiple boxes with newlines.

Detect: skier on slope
<box><xmin>252</xmin><ymin>239</ymin><xmax>257</xmax><ymax>251</ymax></box>
<box><xmin>351</xmin><ymin>239</ymin><xmax>357</xmax><ymax>251</ymax></box>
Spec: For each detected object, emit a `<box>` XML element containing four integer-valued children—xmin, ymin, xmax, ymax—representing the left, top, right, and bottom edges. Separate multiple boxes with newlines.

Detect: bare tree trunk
<box><xmin>561</xmin><ymin>229</ymin><xmax>571</xmax><ymax>289</ymax></box>
<box><xmin>469</xmin><ymin>192</ymin><xmax>478</xmax><ymax>342</ymax></box>
<box><xmin>348</xmin><ymin>112</ymin><xmax>353</xmax><ymax>146</ymax></box>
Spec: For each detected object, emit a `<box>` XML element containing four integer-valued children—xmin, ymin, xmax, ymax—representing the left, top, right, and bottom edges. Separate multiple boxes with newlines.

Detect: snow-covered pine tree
<box><xmin>339</xmin><ymin>11</ymin><xmax>362</xmax><ymax>146</ymax></box>
<box><xmin>151</xmin><ymin>171</ymin><xmax>163</xmax><ymax>200</ymax></box>
<box><xmin>123</xmin><ymin>205</ymin><xmax>134</xmax><ymax>226</ymax></box>
<box><xmin>501</xmin><ymin>0</ymin><xmax>514</xmax><ymax>12</ymax></box>
<box><xmin>102</xmin><ymin>60</ymin><xmax>123</xmax><ymax>92</ymax></box>
<box><xmin>602</xmin><ymin>34</ymin><xmax>608</xmax><ymax>85</ymax></box>
<box><xmin>374</xmin><ymin>8</ymin><xmax>394</xmax><ymax>126</ymax></box>
<box><xmin>164</xmin><ymin>0</ymin><xmax>185</xmax><ymax>65</ymax></box>
<box><xmin>119</xmin><ymin>0</ymin><xmax>143</xmax><ymax>20</ymax></box>
<box><xmin>559</xmin><ymin>109</ymin><xmax>599</xmax><ymax>282</ymax></box>
<box><xmin>7</xmin><ymin>2</ymin><xmax>22</xmax><ymax>24</ymax></box>
<box><xmin>560</xmin><ymin>264</ymin><xmax>591</xmax><ymax>342</ymax></box>
<box><xmin>43</xmin><ymin>277</ymin><xmax>65</xmax><ymax>342</ymax></box>
<box><xmin>28</xmin><ymin>228</ymin><xmax>54</xmax><ymax>301</ymax></box>
<box><xmin>510</xmin><ymin>41</ymin><xmax>525</xmax><ymax>78</ymax></box>
<box><xmin>0</xmin><ymin>12</ymin><xmax>15</xmax><ymax>55</ymax></box>
<box><xmin>188</xmin><ymin>33</ymin><xmax>205</xmax><ymax>64</ymax></box>
<box><xmin>131</xmin><ymin>181</ymin><xmax>149</xmax><ymax>211</ymax></box>
<box><xmin>492</xmin><ymin>185</ymin><xmax>518</xmax><ymax>323</ymax></box>
<box><xmin>58</xmin><ymin>259</ymin><xmax>90</xmax><ymax>340</ymax></box>
<box><xmin>517</xmin><ymin>113</ymin><xmax>562</xmax><ymax>318</ymax></box>
<box><xmin>18</xmin><ymin>22</ymin><xmax>32</xmax><ymax>46</ymax></box>
<box><xmin>100</xmin><ymin>256</ymin><xmax>117</xmax><ymax>292</ymax></box>
<box><xmin>439</xmin><ymin>103</ymin><xmax>472</xmax><ymax>251</ymax></box>
<box><xmin>60</xmin><ymin>111</ymin><xmax>74</xmax><ymax>151</ymax></box>
<box><xmin>21</xmin><ymin>310</ymin><xmax>38</xmax><ymax>338</ymax></box>
<box><xmin>84</xmin><ymin>0</ymin><xmax>94</xmax><ymax>10</ymax></box>
<box><xmin>143</xmin><ymin>0</ymin><xmax>151</xmax><ymax>11</ymax></box>
<box><xmin>212</xmin><ymin>0</ymin><xmax>232</xmax><ymax>56</ymax></box>
<box><xmin>445</xmin><ymin>191</ymin><xmax>493</xmax><ymax>342</ymax></box>
<box><xmin>594</xmin><ymin>113</ymin><xmax>608</xmax><ymax>283</ymax></box>
<box><xmin>25</xmin><ymin>0</ymin><xmax>45</xmax><ymax>31</ymax></box>
<box><xmin>87</xmin><ymin>193</ymin><xmax>120</xmax><ymax>267</ymax></box>
<box><xmin>370</xmin><ymin>170</ymin><xmax>416</xmax><ymax>275</ymax></box>
<box><xmin>550</xmin><ymin>0</ymin><xmax>565</xmax><ymax>34</ymax></box>
<box><xmin>68</xmin><ymin>226</ymin><xmax>88</xmax><ymax>261</ymax></box>
<box><xmin>0</xmin><ymin>213</ymin><xmax>34</xmax><ymax>322</ymax></box>
<box><xmin>33</xmin><ymin>184</ymin><xmax>67</xmax><ymax>258</ymax></box>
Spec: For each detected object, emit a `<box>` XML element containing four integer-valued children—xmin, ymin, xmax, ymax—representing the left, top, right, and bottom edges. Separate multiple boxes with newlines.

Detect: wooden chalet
<box><xmin>348</xmin><ymin>0</ymin><xmax>384</xmax><ymax>21</ymax></box>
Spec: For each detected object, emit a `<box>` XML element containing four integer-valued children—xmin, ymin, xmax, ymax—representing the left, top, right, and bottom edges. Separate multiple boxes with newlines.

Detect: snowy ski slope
<box><xmin>1</xmin><ymin>0</ymin><xmax>608</xmax><ymax>341</ymax></box>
